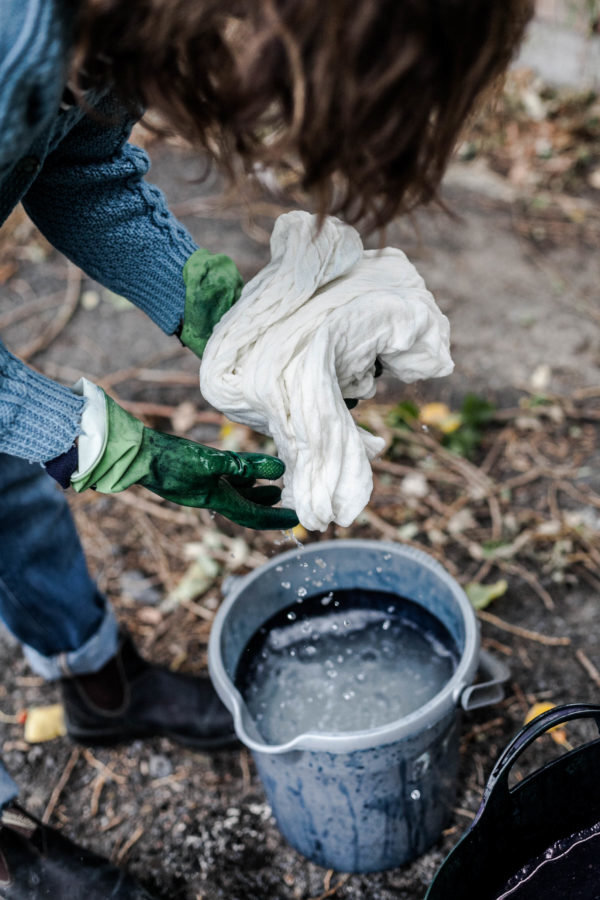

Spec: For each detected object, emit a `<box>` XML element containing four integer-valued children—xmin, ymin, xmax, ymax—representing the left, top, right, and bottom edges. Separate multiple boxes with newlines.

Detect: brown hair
<box><xmin>73</xmin><ymin>0</ymin><xmax>533</xmax><ymax>230</ymax></box>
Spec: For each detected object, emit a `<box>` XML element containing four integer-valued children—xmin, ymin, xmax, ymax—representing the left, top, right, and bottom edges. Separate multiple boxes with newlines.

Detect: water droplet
<box><xmin>297</xmin><ymin>587</ymin><xmax>307</xmax><ymax>598</ymax></box>
<box><xmin>321</xmin><ymin>593</ymin><xmax>333</xmax><ymax>606</ymax></box>
<box><xmin>326</xmin><ymin>669</ymin><xmax>338</xmax><ymax>679</ymax></box>
<box><xmin>343</xmin><ymin>619</ymin><xmax>351</xmax><ymax>627</ymax></box>
<box><xmin>383</xmin><ymin>554</ymin><xmax>391</xmax><ymax>561</ymax></box>
<box><xmin>411</xmin><ymin>789</ymin><xmax>421</xmax><ymax>801</ymax></box>
<box><xmin>356</xmin><ymin>672</ymin><xmax>366</xmax><ymax>682</ymax></box>
<box><xmin>375</xmin><ymin>566</ymin><xmax>382</xmax><ymax>573</ymax></box>
<box><xmin>315</xmin><ymin>558</ymin><xmax>327</xmax><ymax>569</ymax></box>
<box><xmin>331</xmin><ymin>623</ymin><xmax>339</xmax><ymax>631</ymax></box>
<box><xmin>275</xmin><ymin>565</ymin><xmax>283</xmax><ymax>572</ymax></box>
<box><xmin>281</xmin><ymin>582</ymin><xmax>291</xmax><ymax>589</ymax></box>
<box><xmin>387</xmin><ymin>606</ymin><xmax>396</xmax><ymax>614</ymax></box>
<box><xmin>287</xmin><ymin>611</ymin><xmax>297</xmax><ymax>620</ymax></box>
<box><xmin>343</xmin><ymin>690</ymin><xmax>355</xmax><ymax>700</ymax></box>
<box><xmin>382</xmin><ymin>619</ymin><xmax>391</xmax><ymax>630</ymax></box>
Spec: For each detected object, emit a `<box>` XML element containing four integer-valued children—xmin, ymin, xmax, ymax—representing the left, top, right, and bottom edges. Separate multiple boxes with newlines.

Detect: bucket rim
<box><xmin>208</xmin><ymin>538</ymin><xmax>480</xmax><ymax>754</ymax></box>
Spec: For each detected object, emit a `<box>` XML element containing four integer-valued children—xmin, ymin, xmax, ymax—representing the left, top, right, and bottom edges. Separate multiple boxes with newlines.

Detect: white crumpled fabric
<box><xmin>200</xmin><ymin>211</ymin><xmax>453</xmax><ymax>531</ymax></box>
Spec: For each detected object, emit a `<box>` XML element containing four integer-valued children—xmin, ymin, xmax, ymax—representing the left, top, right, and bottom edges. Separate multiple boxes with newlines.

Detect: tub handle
<box><xmin>471</xmin><ymin>702</ymin><xmax>600</xmax><ymax>827</ymax></box>
<box><xmin>459</xmin><ymin>649</ymin><xmax>510</xmax><ymax>711</ymax></box>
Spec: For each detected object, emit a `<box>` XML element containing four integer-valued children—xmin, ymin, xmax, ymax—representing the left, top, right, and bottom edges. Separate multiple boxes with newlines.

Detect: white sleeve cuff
<box><xmin>71</xmin><ymin>378</ymin><xmax>108</xmax><ymax>479</ymax></box>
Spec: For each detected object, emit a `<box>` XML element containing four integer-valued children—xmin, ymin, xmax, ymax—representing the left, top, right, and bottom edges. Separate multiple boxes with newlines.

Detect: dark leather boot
<box><xmin>61</xmin><ymin>633</ymin><xmax>236</xmax><ymax>750</ymax></box>
<box><xmin>0</xmin><ymin>803</ymin><xmax>156</xmax><ymax>899</ymax></box>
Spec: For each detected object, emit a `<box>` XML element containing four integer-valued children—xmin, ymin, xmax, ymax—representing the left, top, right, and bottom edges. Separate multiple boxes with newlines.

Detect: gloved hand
<box><xmin>46</xmin><ymin>381</ymin><xmax>298</xmax><ymax>531</ymax></box>
<box><xmin>178</xmin><ymin>248</ymin><xmax>243</xmax><ymax>358</ymax></box>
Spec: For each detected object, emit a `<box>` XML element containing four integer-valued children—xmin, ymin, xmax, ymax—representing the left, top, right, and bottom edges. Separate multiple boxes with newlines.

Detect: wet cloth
<box><xmin>200</xmin><ymin>212</ymin><xmax>453</xmax><ymax>532</ymax></box>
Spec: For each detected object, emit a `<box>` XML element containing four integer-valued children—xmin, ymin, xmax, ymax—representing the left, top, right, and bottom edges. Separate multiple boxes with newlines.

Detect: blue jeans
<box><xmin>0</xmin><ymin>453</ymin><xmax>119</xmax><ymax>807</ymax></box>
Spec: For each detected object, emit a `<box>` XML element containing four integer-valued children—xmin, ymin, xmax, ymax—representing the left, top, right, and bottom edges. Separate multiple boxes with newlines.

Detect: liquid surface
<box><xmin>496</xmin><ymin>823</ymin><xmax>600</xmax><ymax>900</ymax></box>
<box><xmin>235</xmin><ymin>588</ymin><xmax>459</xmax><ymax>744</ymax></box>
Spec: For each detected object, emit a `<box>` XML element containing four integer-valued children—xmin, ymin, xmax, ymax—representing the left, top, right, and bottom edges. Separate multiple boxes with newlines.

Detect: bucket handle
<box><xmin>474</xmin><ymin>702</ymin><xmax>600</xmax><ymax>822</ymax></box>
<box><xmin>459</xmin><ymin>649</ymin><xmax>510</xmax><ymax>712</ymax></box>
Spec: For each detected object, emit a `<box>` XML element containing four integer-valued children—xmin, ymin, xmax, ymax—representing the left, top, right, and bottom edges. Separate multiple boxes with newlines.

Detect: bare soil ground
<box><xmin>0</xmin><ymin>81</ymin><xmax>599</xmax><ymax>899</ymax></box>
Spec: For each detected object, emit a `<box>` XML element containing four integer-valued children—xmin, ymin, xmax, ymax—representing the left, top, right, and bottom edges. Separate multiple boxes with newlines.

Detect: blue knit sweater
<box><xmin>0</xmin><ymin>0</ymin><xmax>199</xmax><ymax>462</ymax></box>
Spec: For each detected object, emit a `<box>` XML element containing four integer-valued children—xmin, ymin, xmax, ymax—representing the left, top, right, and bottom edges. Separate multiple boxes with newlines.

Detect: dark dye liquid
<box><xmin>495</xmin><ymin>823</ymin><xmax>600</xmax><ymax>900</ymax></box>
<box><xmin>235</xmin><ymin>588</ymin><xmax>459</xmax><ymax>744</ymax></box>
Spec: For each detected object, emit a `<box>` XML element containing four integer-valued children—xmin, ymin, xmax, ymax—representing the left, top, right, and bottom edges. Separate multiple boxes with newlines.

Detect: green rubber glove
<box><xmin>71</xmin><ymin>391</ymin><xmax>298</xmax><ymax>531</ymax></box>
<box><xmin>179</xmin><ymin>248</ymin><xmax>244</xmax><ymax>358</ymax></box>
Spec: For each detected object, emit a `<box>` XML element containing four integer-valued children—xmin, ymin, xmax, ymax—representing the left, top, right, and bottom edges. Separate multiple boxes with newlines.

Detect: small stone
<box><xmin>148</xmin><ymin>754</ymin><xmax>172</xmax><ymax>779</ymax></box>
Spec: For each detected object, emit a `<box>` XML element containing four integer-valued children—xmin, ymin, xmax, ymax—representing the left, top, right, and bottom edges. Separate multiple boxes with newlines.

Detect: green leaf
<box><xmin>443</xmin><ymin>424</ymin><xmax>481</xmax><ymax>458</ymax></box>
<box><xmin>466</xmin><ymin>579</ymin><xmax>508</xmax><ymax>610</ymax></box>
<box><xmin>386</xmin><ymin>400</ymin><xmax>419</xmax><ymax>429</ymax></box>
<box><xmin>460</xmin><ymin>394</ymin><xmax>495</xmax><ymax>427</ymax></box>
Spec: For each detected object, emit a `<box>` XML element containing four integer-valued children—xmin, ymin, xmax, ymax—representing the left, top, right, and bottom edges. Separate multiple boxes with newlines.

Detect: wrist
<box><xmin>180</xmin><ymin>248</ymin><xmax>243</xmax><ymax>357</ymax></box>
<box><xmin>44</xmin><ymin>443</ymin><xmax>79</xmax><ymax>488</ymax></box>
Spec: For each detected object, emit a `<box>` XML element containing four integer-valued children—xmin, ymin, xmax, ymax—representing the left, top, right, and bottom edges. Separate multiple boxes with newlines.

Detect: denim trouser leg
<box><xmin>0</xmin><ymin>764</ymin><xmax>18</xmax><ymax>810</ymax></box>
<box><xmin>0</xmin><ymin>454</ymin><xmax>119</xmax><ymax>679</ymax></box>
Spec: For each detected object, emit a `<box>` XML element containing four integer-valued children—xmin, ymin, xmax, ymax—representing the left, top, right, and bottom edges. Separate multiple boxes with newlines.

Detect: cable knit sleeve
<box><xmin>21</xmin><ymin>92</ymin><xmax>198</xmax><ymax>335</ymax></box>
<box><xmin>0</xmin><ymin>341</ymin><xmax>84</xmax><ymax>462</ymax></box>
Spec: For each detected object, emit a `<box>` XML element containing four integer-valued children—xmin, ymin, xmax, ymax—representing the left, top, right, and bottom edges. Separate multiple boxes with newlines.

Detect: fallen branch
<box><xmin>575</xmin><ymin>649</ymin><xmax>600</xmax><ymax>691</ymax></box>
<box><xmin>42</xmin><ymin>747</ymin><xmax>81</xmax><ymax>824</ymax></box>
<box><xmin>477</xmin><ymin>610</ymin><xmax>570</xmax><ymax>646</ymax></box>
<box><xmin>112</xmin><ymin>490</ymin><xmax>198</xmax><ymax>526</ymax></box>
<box><xmin>82</xmin><ymin>748</ymin><xmax>126</xmax><ymax>784</ymax></box>
<box><xmin>0</xmin><ymin>290</ymin><xmax>65</xmax><ymax>331</ymax></box>
<box><xmin>17</xmin><ymin>263</ymin><xmax>82</xmax><ymax>361</ymax></box>
<box><xmin>309</xmin><ymin>873</ymin><xmax>351</xmax><ymax>900</ymax></box>
<box><xmin>115</xmin><ymin>823</ymin><xmax>145</xmax><ymax>864</ymax></box>
<box><xmin>497</xmin><ymin>560</ymin><xmax>555</xmax><ymax>611</ymax></box>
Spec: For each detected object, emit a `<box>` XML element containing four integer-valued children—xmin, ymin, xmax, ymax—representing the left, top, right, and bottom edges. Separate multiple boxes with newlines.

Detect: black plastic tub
<box><xmin>426</xmin><ymin>703</ymin><xmax>600</xmax><ymax>900</ymax></box>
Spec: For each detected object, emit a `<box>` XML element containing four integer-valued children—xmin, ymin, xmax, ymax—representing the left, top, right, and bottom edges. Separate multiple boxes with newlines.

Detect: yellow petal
<box><xmin>420</xmin><ymin>403</ymin><xmax>462</xmax><ymax>433</ymax></box>
<box><xmin>419</xmin><ymin>402</ymin><xmax>452</xmax><ymax>426</ymax></box>
<box><xmin>24</xmin><ymin>704</ymin><xmax>66</xmax><ymax>743</ymax></box>
<box><xmin>524</xmin><ymin>701</ymin><xmax>555</xmax><ymax>723</ymax></box>
<box><xmin>524</xmin><ymin>702</ymin><xmax>570</xmax><ymax>748</ymax></box>
<box><xmin>439</xmin><ymin>412</ymin><xmax>463</xmax><ymax>435</ymax></box>
<box><xmin>293</xmin><ymin>525</ymin><xmax>308</xmax><ymax>541</ymax></box>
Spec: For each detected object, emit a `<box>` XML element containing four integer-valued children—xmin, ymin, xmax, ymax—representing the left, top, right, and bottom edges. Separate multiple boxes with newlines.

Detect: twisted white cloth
<box><xmin>200</xmin><ymin>212</ymin><xmax>453</xmax><ymax>531</ymax></box>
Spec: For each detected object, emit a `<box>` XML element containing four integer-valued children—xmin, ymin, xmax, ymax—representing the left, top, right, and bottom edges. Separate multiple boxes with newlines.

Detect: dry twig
<box><xmin>477</xmin><ymin>610</ymin><xmax>570</xmax><ymax>646</ymax></box>
<box><xmin>575</xmin><ymin>649</ymin><xmax>600</xmax><ymax>691</ymax></box>
<box><xmin>17</xmin><ymin>263</ymin><xmax>82</xmax><ymax>361</ymax></box>
<box><xmin>115</xmin><ymin>824</ymin><xmax>145</xmax><ymax>864</ymax></box>
<box><xmin>42</xmin><ymin>747</ymin><xmax>81</xmax><ymax>824</ymax></box>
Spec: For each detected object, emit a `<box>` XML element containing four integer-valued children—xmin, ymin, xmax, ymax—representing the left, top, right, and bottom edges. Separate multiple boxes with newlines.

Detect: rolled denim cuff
<box><xmin>23</xmin><ymin>605</ymin><xmax>119</xmax><ymax>680</ymax></box>
<box><xmin>0</xmin><ymin>766</ymin><xmax>19</xmax><ymax>810</ymax></box>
